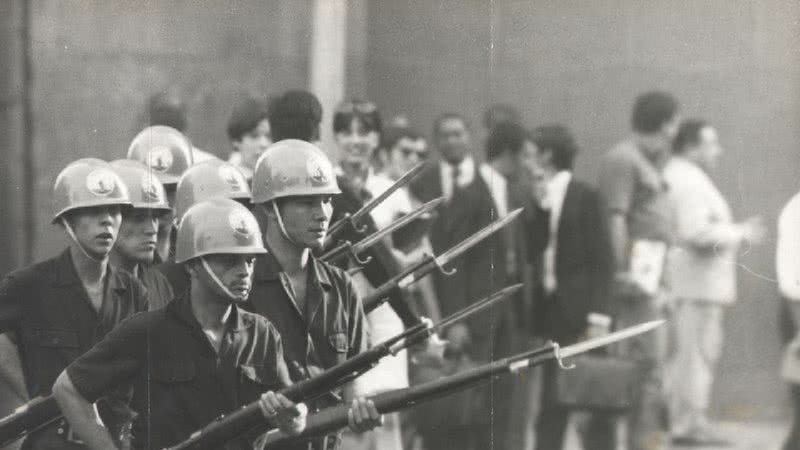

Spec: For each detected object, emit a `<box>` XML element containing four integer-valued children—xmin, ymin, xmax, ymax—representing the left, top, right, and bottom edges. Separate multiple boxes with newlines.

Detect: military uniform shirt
<box><xmin>66</xmin><ymin>292</ymin><xmax>292</xmax><ymax>450</ymax></box>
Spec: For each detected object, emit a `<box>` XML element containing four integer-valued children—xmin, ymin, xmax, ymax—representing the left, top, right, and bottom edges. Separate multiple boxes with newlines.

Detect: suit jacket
<box><xmin>410</xmin><ymin>161</ymin><xmax>508</xmax><ymax>360</ymax></box>
<box><xmin>527</xmin><ymin>179</ymin><xmax>614</xmax><ymax>342</ymax></box>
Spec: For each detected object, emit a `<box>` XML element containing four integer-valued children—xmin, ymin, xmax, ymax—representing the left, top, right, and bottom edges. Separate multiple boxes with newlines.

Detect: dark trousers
<box><xmin>785</xmin><ymin>385</ymin><xmax>800</xmax><ymax>450</ymax></box>
<box><xmin>535</xmin><ymin>360</ymin><xmax>616</xmax><ymax>450</ymax></box>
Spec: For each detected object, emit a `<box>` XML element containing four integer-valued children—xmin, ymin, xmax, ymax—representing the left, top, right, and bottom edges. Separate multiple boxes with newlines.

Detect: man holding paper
<box><xmin>597</xmin><ymin>91</ymin><xmax>681</xmax><ymax>450</ymax></box>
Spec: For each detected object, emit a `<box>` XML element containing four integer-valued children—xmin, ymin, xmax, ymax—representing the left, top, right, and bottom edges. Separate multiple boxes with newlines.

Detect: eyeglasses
<box><xmin>399</xmin><ymin>146</ymin><xmax>428</xmax><ymax>159</ymax></box>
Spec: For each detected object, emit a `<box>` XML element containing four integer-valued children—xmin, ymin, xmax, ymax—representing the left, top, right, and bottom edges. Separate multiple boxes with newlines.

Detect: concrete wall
<box><xmin>27</xmin><ymin>0</ymin><xmax>314</xmax><ymax>261</ymax></box>
<box><xmin>362</xmin><ymin>0</ymin><xmax>800</xmax><ymax>419</ymax></box>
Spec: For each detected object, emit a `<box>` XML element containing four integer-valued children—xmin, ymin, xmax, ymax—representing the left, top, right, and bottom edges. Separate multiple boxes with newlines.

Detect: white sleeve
<box><xmin>777</xmin><ymin>195</ymin><xmax>800</xmax><ymax>301</ymax></box>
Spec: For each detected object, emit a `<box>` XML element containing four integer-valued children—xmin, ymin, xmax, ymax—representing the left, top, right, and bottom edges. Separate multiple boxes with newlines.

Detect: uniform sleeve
<box><xmin>0</xmin><ymin>275</ymin><xmax>23</xmax><ymax>333</ymax></box>
<box><xmin>65</xmin><ymin>314</ymin><xmax>146</xmax><ymax>402</ymax></box>
<box><xmin>597</xmin><ymin>151</ymin><xmax>636</xmax><ymax>217</ymax></box>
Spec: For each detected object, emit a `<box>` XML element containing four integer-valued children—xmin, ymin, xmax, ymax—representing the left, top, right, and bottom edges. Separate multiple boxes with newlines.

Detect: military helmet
<box><xmin>52</xmin><ymin>158</ymin><xmax>131</xmax><ymax>223</ymax></box>
<box><xmin>126</xmin><ymin>125</ymin><xmax>194</xmax><ymax>185</ymax></box>
<box><xmin>175</xmin><ymin>198</ymin><xmax>266</xmax><ymax>263</ymax></box>
<box><xmin>174</xmin><ymin>159</ymin><xmax>251</xmax><ymax>223</ymax></box>
<box><xmin>251</xmin><ymin>139</ymin><xmax>340</xmax><ymax>204</ymax></box>
<box><xmin>109</xmin><ymin>159</ymin><xmax>171</xmax><ymax>212</ymax></box>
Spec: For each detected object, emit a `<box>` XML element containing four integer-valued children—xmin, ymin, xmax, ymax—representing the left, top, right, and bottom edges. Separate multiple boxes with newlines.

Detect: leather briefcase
<box><xmin>555</xmin><ymin>354</ymin><xmax>641</xmax><ymax>412</ymax></box>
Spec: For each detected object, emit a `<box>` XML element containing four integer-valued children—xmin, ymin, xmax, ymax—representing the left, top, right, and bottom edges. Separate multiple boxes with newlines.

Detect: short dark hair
<box><xmin>226</xmin><ymin>97</ymin><xmax>271</xmax><ymax>142</ymax></box>
<box><xmin>673</xmin><ymin>118</ymin><xmax>709</xmax><ymax>154</ymax></box>
<box><xmin>332</xmin><ymin>100</ymin><xmax>382</xmax><ymax>135</ymax></box>
<box><xmin>268</xmin><ymin>90</ymin><xmax>322</xmax><ymax>142</ymax></box>
<box><xmin>381</xmin><ymin>126</ymin><xmax>424</xmax><ymax>153</ymax></box>
<box><xmin>433</xmin><ymin>112</ymin><xmax>470</xmax><ymax>136</ymax></box>
<box><xmin>631</xmin><ymin>91</ymin><xmax>679</xmax><ymax>134</ymax></box>
<box><xmin>486</xmin><ymin>121</ymin><xmax>528</xmax><ymax>161</ymax></box>
<box><xmin>531</xmin><ymin>124</ymin><xmax>579</xmax><ymax>170</ymax></box>
<box><xmin>148</xmin><ymin>91</ymin><xmax>187</xmax><ymax>132</ymax></box>
<box><xmin>482</xmin><ymin>104</ymin><xmax>521</xmax><ymax>130</ymax></box>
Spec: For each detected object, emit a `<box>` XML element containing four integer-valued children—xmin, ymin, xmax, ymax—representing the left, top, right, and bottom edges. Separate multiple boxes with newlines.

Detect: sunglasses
<box><xmin>398</xmin><ymin>146</ymin><xmax>428</xmax><ymax>159</ymax></box>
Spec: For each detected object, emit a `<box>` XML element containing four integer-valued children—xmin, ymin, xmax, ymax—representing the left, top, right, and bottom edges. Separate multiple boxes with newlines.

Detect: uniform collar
<box><xmin>52</xmin><ymin>248</ymin><xmax>127</xmax><ymax>296</ymax></box>
<box><xmin>168</xmin><ymin>289</ymin><xmax>252</xmax><ymax>333</ymax></box>
<box><xmin>254</xmin><ymin>247</ymin><xmax>333</xmax><ymax>291</ymax></box>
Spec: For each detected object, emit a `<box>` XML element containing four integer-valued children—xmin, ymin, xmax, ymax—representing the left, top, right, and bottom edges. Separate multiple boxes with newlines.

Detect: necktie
<box><xmin>450</xmin><ymin>164</ymin><xmax>461</xmax><ymax>199</ymax></box>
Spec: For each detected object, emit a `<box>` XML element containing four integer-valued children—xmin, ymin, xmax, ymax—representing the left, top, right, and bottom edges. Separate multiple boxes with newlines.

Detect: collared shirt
<box><xmin>778</xmin><ymin>192</ymin><xmax>800</xmax><ymax>302</ymax></box>
<box><xmin>246</xmin><ymin>250</ymin><xmax>367</xmax><ymax>450</ymax></box>
<box><xmin>0</xmin><ymin>248</ymin><xmax>149</xmax><ymax>398</ymax></box>
<box><xmin>439</xmin><ymin>158</ymin><xmax>508</xmax><ymax>217</ymax></box>
<box><xmin>598</xmin><ymin>139</ymin><xmax>675</xmax><ymax>246</ymax></box>
<box><xmin>138</xmin><ymin>263</ymin><xmax>174</xmax><ymax>310</ymax></box>
<box><xmin>541</xmin><ymin>171</ymin><xmax>572</xmax><ymax>293</ymax></box>
<box><xmin>67</xmin><ymin>292</ymin><xmax>290</xmax><ymax>450</ymax></box>
<box><xmin>664</xmin><ymin>157</ymin><xmax>740</xmax><ymax>303</ymax></box>
<box><xmin>364</xmin><ymin>171</ymin><xmax>413</xmax><ymax>229</ymax></box>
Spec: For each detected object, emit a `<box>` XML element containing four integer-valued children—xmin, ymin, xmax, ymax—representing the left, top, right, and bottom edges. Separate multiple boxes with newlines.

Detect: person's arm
<box><xmin>53</xmin><ymin>372</ymin><xmax>118</xmax><ymax>449</ymax></box>
<box><xmin>53</xmin><ymin>316</ymin><xmax>144</xmax><ymax>449</ymax></box>
<box><xmin>583</xmin><ymin>188</ymin><xmax>614</xmax><ymax>336</ymax></box>
<box><xmin>670</xmin><ymin>179</ymin><xmax>744</xmax><ymax>252</ymax></box>
<box><xmin>0</xmin><ymin>275</ymin><xmax>22</xmax><ymax>334</ymax></box>
<box><xmin>778</xmin><ymin>198</ymin><xmax>800</xmax><ymax>301</ymax></box>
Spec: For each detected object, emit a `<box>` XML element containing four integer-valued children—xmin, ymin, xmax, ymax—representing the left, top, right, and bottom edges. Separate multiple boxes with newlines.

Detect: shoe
<box><xmin>672</xmin><ymin>427</ymin><xmax>732</xmax><ymax>447</ymax></box>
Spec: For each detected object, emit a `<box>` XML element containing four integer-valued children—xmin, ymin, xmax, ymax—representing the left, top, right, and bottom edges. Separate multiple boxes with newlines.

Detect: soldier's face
<box><xmin>67</xmin><ymin>205</ymin><xmax>122</xmax><ymax>258</ymax></box>
<box><xmin>201</xmin><ymin>254</ymin><xmax>257</xmax><ymax>302</ymax></box>
<box><xmin>233</xmin><ymin>119</ymin><xmax>272</xmax><ymax>170</ymax></box>
<box><xmin>114</xmin><ymin>208</ymin><xmax>160</xmax><ymax>264</ymax></box>
<box><xmin>276</xmin><ymin>195</ymin><xmax>334</xmax><ymax>248</ymax></box>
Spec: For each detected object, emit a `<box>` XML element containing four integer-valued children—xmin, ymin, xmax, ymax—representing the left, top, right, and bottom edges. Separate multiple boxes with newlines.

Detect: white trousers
<box><xmin>665</xmin><ymin>299</ymin><xmax>724</xmax><ymax>435</ymax></box>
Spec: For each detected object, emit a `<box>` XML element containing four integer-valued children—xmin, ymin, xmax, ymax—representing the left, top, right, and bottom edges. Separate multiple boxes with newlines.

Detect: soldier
<box><xmin>127</xmin><ymin>125</ymin><xmax>195</xmax><ymax>262</ymax></box>
<box><xmin>159</xmin><ymin>159</ymin><xmax>252</xmax><ymax>296</ymax></box>
<box><xmin>109</xmin><ymin>159</ymin><xmax>175</xmax><ymax>310</ymax></box>
<box><xmin>248</xmin><ymin>139</ymin><xmax>383</xmax><ymax>450</ymax></box>
<box><xmin>52</xmin><ymin>198</ymin><xmax>307</xmax><ymax>450</ymax></box>
<box><xmin>0</xmin><ymin>158</ymin><xmax>149</xmax><ymax>449</ymax></box>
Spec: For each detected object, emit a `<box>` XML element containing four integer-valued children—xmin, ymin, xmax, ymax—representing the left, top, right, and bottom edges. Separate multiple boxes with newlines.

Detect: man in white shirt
<box><xmin>664</xmin><ymin>119</ymin><xmax>764</xmax><ymax>446</ymax></box>
<box><xmin>778</xmin><ymin>189</ymin><xmax>800</xmax><ymax>450</ymax></box>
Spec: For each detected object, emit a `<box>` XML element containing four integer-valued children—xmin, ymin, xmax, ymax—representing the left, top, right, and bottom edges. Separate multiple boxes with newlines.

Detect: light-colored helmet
<box><xmin>126</xmin><ymin>125</ymin><xmax>194</xmax><ymax>185</ymax></box>
<box><xmin>251</xmin><ymin>139</ymin><xmax>340</xmax><ymax>204</ymax></box>
<box><xmin>175</xmin><ymin>198</ymin><xmax>266</xmax><ymax>263</ymax></box>
<box><xmin>52</xmin><ymin>158</ymin><xmax>131</xmax><ymax>222</ymax></box>
<box><xmin>109</xmin><ymin>160</ymin><xmax>171</xmax><ymax>212</ymax></box>
<box><xmin>174</xmin><ymin>159</ymin><xmax>251</xmax><ymax>223</ymax></box>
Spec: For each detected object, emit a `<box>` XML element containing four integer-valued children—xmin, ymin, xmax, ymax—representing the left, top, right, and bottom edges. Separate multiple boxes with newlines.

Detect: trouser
<box><xmin>665</xmin><ymin>299</ymin><xmax>724</xmax><ymax>436</ymax></box>
<box><xmin>784</xmin><ymin>301</ymin><xmax>800</xmax><ymax>450</ymax></box>
<box><xmin>420</xmin><ymin>424</ymin><xmax>492</xmax><ymax>450</ymax></box>
<box><xmin>615</xmin><ymin>294</ymin><xmax>671</xmax><ymax>450</ymax></box>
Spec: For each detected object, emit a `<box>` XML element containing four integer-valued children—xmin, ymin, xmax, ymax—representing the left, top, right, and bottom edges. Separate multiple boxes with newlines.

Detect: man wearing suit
<box><xmin>525</xmin><ymin>124</ymin><xmax>616</xmax><ymax>450</ymax></box>
<box><xmin>409</xmin><ymin>112</ymin><xmax>508</xmax><ymax>450</ymax></box>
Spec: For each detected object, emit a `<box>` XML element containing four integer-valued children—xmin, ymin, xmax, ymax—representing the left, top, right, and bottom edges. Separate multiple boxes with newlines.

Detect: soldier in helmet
<box><xmin>158</xmin><ymin>159</ymin><xmax>252</xmax><ymax>296</ymax></box>
<box><xmin>109</xmin><ymin>159</ymin><xmax>175</xmax><ymax>310</ymax></box>
<box><xmin>53</xmin><ymin>198</ymin><xmax>307</xmax><ymax>450</ymax></box>
<box><xmin>0</xmin><ymin>159</ymin><xmax>149</xmax><ymax>449</ymax></box>
<box><xmin>127</xmin><ymin>125</ymin><xmax>195</xmax><ymax>262</ymax></box>
<box><xmin>248</xmin><ymin>139</ymin><xmax>383</xmax><ymax>450</ymax></box>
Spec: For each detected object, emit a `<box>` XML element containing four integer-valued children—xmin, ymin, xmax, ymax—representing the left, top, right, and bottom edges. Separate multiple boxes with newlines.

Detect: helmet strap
<box><xmin>271</xmin><ymin>201</ymin><xmax>302</xmax><ymax>248</ymax></box>
<box><xmin>199</xmin><ymin>256</ymin><xmax>246</xmax><ymax>302</ymax></box>
<box><xmin>61</xmin><ymin>217</ymin><xmax>105</xmax><ymax>263</ymax></box>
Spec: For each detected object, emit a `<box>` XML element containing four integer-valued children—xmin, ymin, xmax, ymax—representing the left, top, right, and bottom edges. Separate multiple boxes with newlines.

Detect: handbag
<box><xmin>554</xmin><ymin>353</ymin><xmax>642</xmax><ymax>412</ymax></box>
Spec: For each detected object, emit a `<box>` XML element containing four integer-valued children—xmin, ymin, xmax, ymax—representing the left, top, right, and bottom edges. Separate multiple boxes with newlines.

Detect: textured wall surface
<box><xmin>28</xmin><ymin>0</ymin><xmax>314</xmax><ymax>262</ymax></box>
<box><xmin>363</xmin><ymin>0</ymin><xmax>800</xmax><ymax>418</ymax></box>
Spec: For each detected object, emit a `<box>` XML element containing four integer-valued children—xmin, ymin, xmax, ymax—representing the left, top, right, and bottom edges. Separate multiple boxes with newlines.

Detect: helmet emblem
<box><xmin>86</xmin><ymin>169</ymin><xmax>117</xmax><ymax>197</ymax></box>
<box><xmin>219</xmin><ymin>166</ymin><xmax>246</xmax><ymax>192</ymax></box>
<box><xmin>307</xmin><ymin>157</ymin><xmax>329</xmax><ymax>184</ymax></box>
<box><xmin>141</xmin><ymin>175</ymin><xmax>163</xmax><ymax>202</ymax></box>
<box><xmin>229</xmin><ymin>210</ymin><xmax>255</xmax><ymax>236</ymax></box>
<box><xmin>147</xmin><ymin>146</ymin><xmax>174</xmax><ymax>172</ymax></box>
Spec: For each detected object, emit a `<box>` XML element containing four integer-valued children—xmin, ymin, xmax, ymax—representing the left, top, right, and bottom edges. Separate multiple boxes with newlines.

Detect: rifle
<box><xmin>323</xmin><ymin>163</ymin><xmax>425</xmax><ymax>249</ymax></box>
<box><xmin>165</xmin><ymin>284</ymin><xmax>522</xmax><ymax>450</ymax></box>
<box><xmin>320</xmin><ymin>197</ymin><xmax>444</xmax><ymax>265</ymax></box>
<box><xmin>260</xmin><ymin>320</ymin><xmax>665</xmax><ymax>448</ymax></box>
<box><xmin>0</xmin><ymin>395</ymin><xmax>61</xmax><ymax>447</ymax></box>
<box><xmin>363</xmin><ymin>208</ymin><xmax>523</xmax><ymax>313</ymax></box>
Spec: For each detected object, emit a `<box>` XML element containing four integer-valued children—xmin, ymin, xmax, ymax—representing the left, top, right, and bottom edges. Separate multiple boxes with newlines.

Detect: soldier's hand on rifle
<box><xmin>348</xmin><ymin>397</ymin><xmax>383</xmax><ymax>433</ymax></box>
<box><xmin>258</xmin><ymin>392</ymin><xmax>308</xmax><ymax>436</ymax></box>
